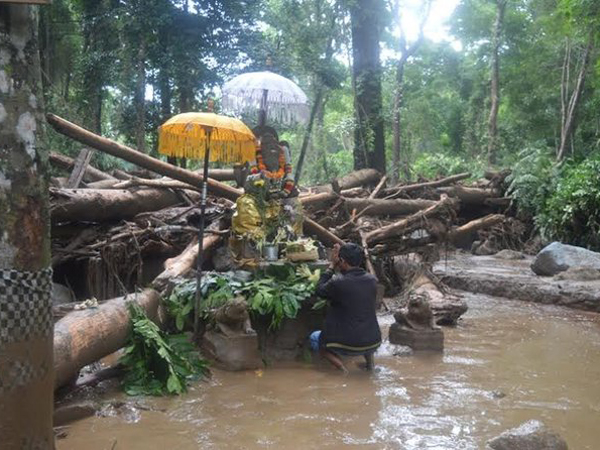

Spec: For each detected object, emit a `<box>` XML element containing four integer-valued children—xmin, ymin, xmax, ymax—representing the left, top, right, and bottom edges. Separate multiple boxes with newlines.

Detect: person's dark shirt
<box><xmin>315</xmin><ymin>267</ymin><xmax>381</xmax><ymax>353</ymax></box>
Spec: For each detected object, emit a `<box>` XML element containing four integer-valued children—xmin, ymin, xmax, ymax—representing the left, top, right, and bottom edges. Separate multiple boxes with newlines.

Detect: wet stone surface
<box><xmin>434</xmin><ymin>251</ymin><xmax>600</xmax><ymax>312</ymax></box>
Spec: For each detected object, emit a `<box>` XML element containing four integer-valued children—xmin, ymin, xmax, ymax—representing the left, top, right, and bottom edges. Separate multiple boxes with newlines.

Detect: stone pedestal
<box><xmin>388</xmin><ymin>323</ymin><xmax>444</xmax><ymax>352</ymax></box>
<box><xmin>202</xmin><ymin>331</ymin><xmax>262</xmax><ymax>371</ymax></box>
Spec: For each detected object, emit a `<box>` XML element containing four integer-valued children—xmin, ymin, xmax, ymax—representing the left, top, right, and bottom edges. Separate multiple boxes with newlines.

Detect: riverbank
<box><xmin>434</xmin><ymin>251</ymin><xmax>600</xmax><ymax>313</ymax></box>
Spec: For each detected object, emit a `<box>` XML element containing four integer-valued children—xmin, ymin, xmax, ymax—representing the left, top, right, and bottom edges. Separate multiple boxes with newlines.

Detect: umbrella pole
<box><xmin>258</xmin><ymin>89</ymin><xmax>268</xmax><ymax>127</ymax></box>
<box><xmin>193</xmin><ymin>130</ymin><xmax>212</xmax><ymax>340</ymax></box>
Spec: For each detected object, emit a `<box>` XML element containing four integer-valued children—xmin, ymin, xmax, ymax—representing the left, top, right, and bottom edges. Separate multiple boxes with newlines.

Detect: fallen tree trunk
<box><xmin>364</xmin><ymin>195</ymin><xmax>457</xmax><ymax>246</ymax></box>
<box><xmin>345</xmin><ymin>197</ymin><xmax>437</xmax><ymax>217</ymax></box>
<box><xmin>54</xmin><ymin>288</ymin><xmax>162</xmax><ymax>389</ymax></box>
<box><xmin>53</xmin><ymin>227</ymin><xmax>226</xmax><ymax>390</ymax></box>
<box><xmin>383</xmin><ymin>172</ymin><xmax>470</xmax><ymax>199</ymax></box>
<box><xmin>448</xmin><ymin>214</ymin><xmax>504</xmax><ymax>241</ymax></box>
<box><xmin>50</xmin><ymin>187</ymin><xmax>198</xmax><ymax>223</ymax></box>
<box><xmin>85</xmin><ymin>179</ymin><xmax>121</xmax><ymax>189</ymax></box>
<box><xmin>152</xmin><ymin>225</ymin><xmax>224</xmax><ymax>291</ymax></box>
<box><xmin>47</xmin><ymin>114</ymin><xmax>242</xmax><ymax>201</ymax></box>
<box><xmin>49</xmin><ymin>151</ymin><xmax>115</xmax><ymax>182</ymax></box>
<box><xmin>47</xmin><ymin>114</ymin><xmax>342</xmax><ymax>247</ymax></box>
<box><xmin>312</xmin><ymin>168</ymin><xmax>381</xmax><ymax>193</ymax></box>
<box><xmin>437</xmin><ymin>185</ymin><xmax>500</xmax><ymax>206</ymax></box>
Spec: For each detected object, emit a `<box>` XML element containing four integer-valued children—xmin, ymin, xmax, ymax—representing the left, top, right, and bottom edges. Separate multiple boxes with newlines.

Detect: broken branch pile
<box><xmin>46</xmin><ymin>113</ymin><xmax>526</xmax><ymax>388</ymax></box>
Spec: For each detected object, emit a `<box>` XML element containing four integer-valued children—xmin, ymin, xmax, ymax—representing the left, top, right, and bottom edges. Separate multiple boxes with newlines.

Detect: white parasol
<box><xmin>222</xmin><ymin>71</ymin><xmax>309</xmax><ymax>126</ymax></box>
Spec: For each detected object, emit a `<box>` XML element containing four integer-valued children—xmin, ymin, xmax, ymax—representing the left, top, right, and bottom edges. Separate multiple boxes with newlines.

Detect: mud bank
<box><xmin>433</xmin><ymin>252</ymin><xmax>600</xmax><ymax>312</ymax></box>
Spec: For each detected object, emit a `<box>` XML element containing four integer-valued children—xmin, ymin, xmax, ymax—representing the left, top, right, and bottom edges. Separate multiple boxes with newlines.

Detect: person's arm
<box><xmin>315</xmin><ymin>268</ymin><xmax>337</xmax><ymax>299</ymax></box>
<box><xmin>315</xmin><ymin>244</ymin><xmax>341</xmax><ymax>300</ymax></box>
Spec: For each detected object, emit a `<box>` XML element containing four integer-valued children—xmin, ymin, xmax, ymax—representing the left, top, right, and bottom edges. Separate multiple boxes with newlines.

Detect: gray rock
<box><xmin>487</xmin><ymin>420</ymin><xmax>568</xmax><ymax>450</ymax></box>
<box><xmin>494</xmin><ymin>249</ymin><xmax>525</xmax><ymax>260</ymax></box>
<box><xmin>52</xmin><ymin>283</ymin><xmax>74</xmax><ymax>305</ymax></box>
<box><xmin>553</xmin><ymin>266</ymin><xmax>600</xmax><ymax>281</ymax></box>
<box><xmin>531</xmin><ymin>242</ymin><xmax>600</xmax><ymax>276</ymax></box>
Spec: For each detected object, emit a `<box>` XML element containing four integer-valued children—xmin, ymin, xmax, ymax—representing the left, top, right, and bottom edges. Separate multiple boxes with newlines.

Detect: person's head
<box><xmin>338</xmin><ymin>243</ymin><xmax>364</xmax><ymax>271</ymax></box>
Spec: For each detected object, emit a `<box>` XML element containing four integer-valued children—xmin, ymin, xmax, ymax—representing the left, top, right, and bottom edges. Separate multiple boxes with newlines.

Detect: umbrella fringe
<box><xmin>158</xmin><ymin>131</ymin><xmax>256</xmax><ymax>163</ymax></box>
<box><xmin>222</xmin><ymin>94</ymin><xmax>310</xmax><ymax>126</ymax></box>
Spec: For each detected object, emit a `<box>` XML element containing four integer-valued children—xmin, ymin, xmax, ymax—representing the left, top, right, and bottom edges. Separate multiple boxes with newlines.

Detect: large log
<box><xmin>53</xmin><ymin>288</ymin><xmax>162</xmax><ymax>389</ymax></box>
<box><xmin>364</xmin><ymin>195</ymin><xmax>457</xmax><ymax>246</ymax></box>
<box><xmin>365</xmin><ymin>195</ymin><xmax>457</xmax><ymax>246</ymax></box>
<box><xmin>47</xmin><ymin>114</ymin><xmax>242</xmax><ymax>201</ymax></box>
<box><xmin>49</xmin><ymin>151</ymin><xmax>115</xmax><ymax>182</ymax></box>
<box><xmin>344</xmin><ymin>197</ymin><xmax>437</xmax><ymax>217</ymax></box>
<box><xmin>53</xmin><ymin>228</ymin><xmax>225</xmax><ymax>390</ymax></box>
<box><xmin>437</xmin><ymin>185</ymin><xmax>500</xmax><ymax>206</ymax></box>
<box><xmin>47</xmin><ymin>114</ymin><xmax>341</xmax><ymax>246</ymax></box>
<box><xmin>383</xmin><ymin>172</ymin><xmax>470</xmax><ymax>199</ymax></box>
<box><xmin>50</xmin><ymin>187</ymin><xmax>198</xmax><ymax>223</ymax></box>
<box><xmin>152</xmin><ymin>230</ymin><xmax>223</xmax><ymax>291</ymax></box>
<box><xmin>312</xmin><ymin>168</ymin><xmax>381</xmax><ymax>193</ymax></box>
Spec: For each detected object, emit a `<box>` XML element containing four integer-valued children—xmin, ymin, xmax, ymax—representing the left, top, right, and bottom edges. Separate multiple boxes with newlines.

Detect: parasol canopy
<box><xmin>158</xmin><ymin>112</ymin><xmax>257</xmax><ymax>164</ymax></box>
<box><xmin>222</xmin><ymin>71</ymin><xmax>309</xmax><ymax>125</ymax></box>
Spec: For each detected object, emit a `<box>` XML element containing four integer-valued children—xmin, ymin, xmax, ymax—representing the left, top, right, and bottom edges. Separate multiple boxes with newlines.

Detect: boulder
<box><xmin>531</xmin><ymin>242</ymin><xmax>600</xmax><ymax>276</ymax></box>
<box><xmin>486</xmin><ymin>420</ymin><xmax>568</xmax><ymax>450</ymax></box>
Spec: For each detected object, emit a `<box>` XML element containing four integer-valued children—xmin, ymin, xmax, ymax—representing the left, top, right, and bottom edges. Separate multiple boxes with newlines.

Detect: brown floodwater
<box><xmin>57</xmin><ymin>292</ymin><xmax>600</xmax><ymax>449</ymax></box>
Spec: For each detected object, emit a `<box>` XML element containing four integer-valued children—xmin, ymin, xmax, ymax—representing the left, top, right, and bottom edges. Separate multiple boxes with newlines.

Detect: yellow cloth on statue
<box><xmin>232</xmin><ymin>194</ymin><xmax>281</xmax><ymax>240</ymax></box>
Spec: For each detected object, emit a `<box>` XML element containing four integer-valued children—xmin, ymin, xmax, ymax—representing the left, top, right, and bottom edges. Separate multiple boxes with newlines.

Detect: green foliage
<box><xmin>412</xmin><ymin>151</ymin><xmax>485</xmax><ymax>180</ymax></box>
<box><xmin>506</xmin><ymin>145</ymin><xmax>557</xmax><ymax>219</ymax></box>
<box><xmin>120</xmin><ymin>302</ymin><xmax>208</xmax><ymax>396</ymax></box>
<box><xmin>241</xmin><ymin>265</ymin><xmax>320</xmax><ymax>330</ymax></box>
<box><xmin>167</xmin><ymin>266</ymin><xmax>321</xmax><ymax>332</ymax></box>
<box><xmin>537</xmin><ymin>153</ymin><xmax>600</xmax><ymax>249</ymax></box>
<box><xmin>165</xmin><ymin>273</ymin><xmax>243</xmax><ymax>331</ymax></box>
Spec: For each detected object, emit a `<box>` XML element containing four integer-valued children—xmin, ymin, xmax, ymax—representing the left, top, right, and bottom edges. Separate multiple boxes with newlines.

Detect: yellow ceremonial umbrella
<box><xmin>158</xmin><ymin>111</ymin><xmax>256</xmax><ymax>337</ymax></box>
<box><xmin>158</xmin><ymin>112</ymin><xmax>256</xmax><ymax>163</ymax></box>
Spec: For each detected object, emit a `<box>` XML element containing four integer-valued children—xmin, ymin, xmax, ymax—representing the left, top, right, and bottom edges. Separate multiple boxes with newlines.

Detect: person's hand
<box><xmin>329</xmin><ymin>243</ymin><xmax>341</xmax><ymax>270</ymax></box>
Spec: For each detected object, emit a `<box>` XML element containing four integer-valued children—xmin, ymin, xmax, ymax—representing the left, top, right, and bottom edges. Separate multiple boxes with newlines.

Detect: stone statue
<box><xmin>230</xmin><ymin>126</ymin><xmax>304</xmax><ymax>265</ymax></box>
<box><xmin>212</xmin><ymin>297</ymin><xmax>255</xmax><ymax>337</ymax></box>
<box><xmin>389</xmin><ymin>292</ymin><xmax>444</xmax><ymax>351</ymax></box>
<box><xmin>393</xmin><ymin>293</ymin><xmax>438</xmax><ymax>330</ymax></box>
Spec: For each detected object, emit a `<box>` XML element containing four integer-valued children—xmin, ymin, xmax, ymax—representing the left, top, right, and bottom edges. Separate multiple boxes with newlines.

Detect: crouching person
<box><xmin>310</xmin><ymin>243</ymin><xmax>381</xmax><ymax>374</ymax></box>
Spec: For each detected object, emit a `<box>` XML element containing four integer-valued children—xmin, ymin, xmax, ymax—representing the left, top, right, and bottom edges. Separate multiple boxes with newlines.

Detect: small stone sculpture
<box><xmin>389</xmin><ymin>293</ymin><xmax>444</xmax><ymax>351</ymax></box>
<box><xmin>212</xmin><ymin>297</ymin><xmax>255</xmax><ymax>337</ymax></box>
<box><xmin>393</xmin><ymin>293</ymin><xmax>438</xmax><ymax>330</ymax></box>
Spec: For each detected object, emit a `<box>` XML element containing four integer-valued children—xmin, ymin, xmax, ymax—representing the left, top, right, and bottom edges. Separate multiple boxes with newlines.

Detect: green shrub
<box><xmin>537</xmin><ymin>153</ymin><xmax>600</xmax><ymax>249</ymax></box>
<box><xmin>120</xmin><ymin>302</ymin><xmax>209</xmax><ymax>396</ymax></box>
<box><xmin>412</xmin><ymin>151</ymin><xmax>485</xmax><ymax>180</ymax></box>
<box><xmin>506</xmin><ymin>144</ymin><xmax>557</xmax><ymax>219</ymax></box>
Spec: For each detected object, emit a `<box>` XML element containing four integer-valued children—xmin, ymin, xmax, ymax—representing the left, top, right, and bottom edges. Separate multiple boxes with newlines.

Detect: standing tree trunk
<box><xmin>487</xmin><ymin>0</ymin><xmax>507</xmax><ymax>166</ymax></box>
<box><xmin>134</xmin><ymin>37</ymin><xmax>146</xmax><ymax>153</ymax></box>
<box><xmin>349</xmin><ymin>0</ymin><xmax>386</xmax><ymax>174</ymax></box>
<box><xmin>294</xmin><ymin>87</ymin><xmax>325</xmax><ymax>185</ymax></box>
<box><xmin>0</xmin><ymin>4</ymin><xmax>54</xmax><ymax>447</ymax></box>
<box><xmin>80</xmin><ymin>0</ymin><xmax>108</xmax><ymax>135</ymax></box>
<box><xmin>557</xmin><ymin>33</ymin><xmax>594</xmax><ymax>161</ymax></box>
<box><xmin>391</xmin><ymin>0</ymin><xmax>430</xmax><ymax>183</ymax></box>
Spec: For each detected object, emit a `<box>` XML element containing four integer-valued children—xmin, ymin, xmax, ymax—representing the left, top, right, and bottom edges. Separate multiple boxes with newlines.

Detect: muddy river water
<box><xmin>58</xmin><ymin>292</ymin><xmax>600</xmax><ymax>449</ymax></box>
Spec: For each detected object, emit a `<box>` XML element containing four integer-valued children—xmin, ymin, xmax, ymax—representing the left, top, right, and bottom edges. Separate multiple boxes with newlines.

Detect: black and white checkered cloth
<box><xmin>0</xmin><ymin>267</ymin><xmax>53</xmax><ymax>345</ymax></box>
